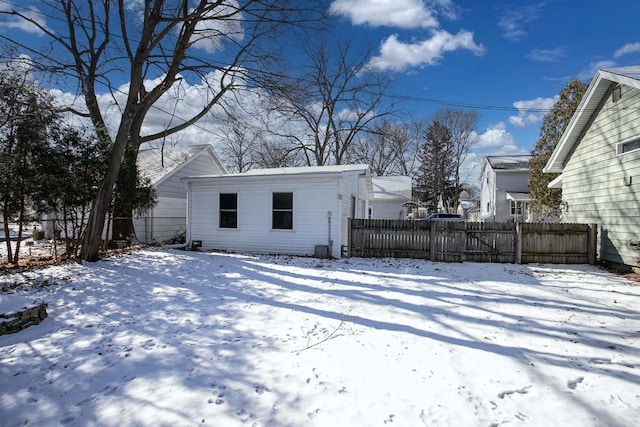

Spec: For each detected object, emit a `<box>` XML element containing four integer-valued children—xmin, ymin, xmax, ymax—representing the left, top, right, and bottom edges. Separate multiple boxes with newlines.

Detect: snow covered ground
<box><xmin>1</xmin><ymin>248</ymin><xmax>639</xmax><ymax>427</ymax></box>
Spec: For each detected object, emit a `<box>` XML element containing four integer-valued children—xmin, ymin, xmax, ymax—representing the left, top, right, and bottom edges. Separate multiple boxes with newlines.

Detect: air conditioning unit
<box><xmin>314</xmin><ymin>245</ymin><xmax>330</xmax><ymax>258</ymax></box>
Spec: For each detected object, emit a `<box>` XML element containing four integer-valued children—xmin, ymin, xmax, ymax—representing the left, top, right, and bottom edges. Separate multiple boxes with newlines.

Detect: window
<box><xmin>510</xmin><ymin>200</ymin><xmax>523</xmax><ymax>216</ymax></box>
<box><xmin>272</xmin><ymin>192</ymin><xmax>293</xmax><ymax>229</ymax></box>
<box><xmin>617</xmin><ymin>137</ymin><xmax>640</xmax><ymax>155</ymax></box>
<box><xmin>219</xmin><ymin>193</ymin><xmax>237</xmax><ymax>228</ymax></box>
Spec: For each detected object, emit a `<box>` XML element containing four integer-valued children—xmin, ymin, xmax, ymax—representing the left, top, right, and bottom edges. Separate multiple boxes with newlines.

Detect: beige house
<box><xmin>544</xmin><ymin>66</ymin><xmax>640</xmax><ymax>267</ymax></box>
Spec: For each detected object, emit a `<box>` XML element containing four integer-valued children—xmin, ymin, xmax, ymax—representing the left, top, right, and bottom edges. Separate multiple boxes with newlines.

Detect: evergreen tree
<box><xmin>0</xmin><ymin>71</ymin><xmax>59</xmax><ymax>263</ymax></box>
<box><xmin>414</xmin><ymin>121</ymin><xmax>456</xmax><ymax>212</ymax></box>
<box><xmin>528</xmin><ymin>78</ymin><xmax>587</xmax><ymax>215</ymax></box>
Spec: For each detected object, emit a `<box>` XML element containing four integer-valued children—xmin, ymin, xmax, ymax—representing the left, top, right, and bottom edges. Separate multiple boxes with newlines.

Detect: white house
<box><xmin>479</xmin><ymin>155</ymin><xmax>532</xmax><ymax>222</ymax></box>
<box><xmin>544</xmin><ymin>66</ymin><xmax>640</xmax><ymax>267</ymax></box>
<box><xmin>369</xmin><ymin>176</ymin><xmax>412</xmax><ymax>219</ymax></box>
<box><xmin>134</xmin><ymin>144</ymin><xmax>227</xmax><ymax>244</ymax></box>
<box><xmin>183</xmin><ymin>164</ymin><xmax>372</xmax><ymax>258</ymax></box>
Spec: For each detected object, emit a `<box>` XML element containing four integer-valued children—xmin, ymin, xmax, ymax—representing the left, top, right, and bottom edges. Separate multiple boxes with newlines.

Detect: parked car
<box><xmin>419</xmin><ymin>213</ymin><xmax>463</xmax><ymax>221</ymax></box>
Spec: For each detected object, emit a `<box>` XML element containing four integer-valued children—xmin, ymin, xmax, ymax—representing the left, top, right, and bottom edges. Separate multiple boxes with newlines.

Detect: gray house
<box><xmin>544</xmin><ymin>66</ymin><xmax>640</xmax><ymax>267</ymax></box>
<box><xmin>479</xmin><ymin>155</ymin><xmax>532</xmax><ymax>222</ymax></box>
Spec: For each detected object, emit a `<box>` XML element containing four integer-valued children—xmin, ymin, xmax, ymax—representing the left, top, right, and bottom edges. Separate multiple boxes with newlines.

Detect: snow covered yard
<box><xmin>1</xmin><ymin>249</ymin><xmax>639</xmax><ymax>427</ymax></box>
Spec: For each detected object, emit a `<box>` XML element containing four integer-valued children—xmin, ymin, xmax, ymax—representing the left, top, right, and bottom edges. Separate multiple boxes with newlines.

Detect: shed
<box><xmin>183</xmin><ymin>164</ymin><xmax>372</xmax><ymax>258</ymax></box>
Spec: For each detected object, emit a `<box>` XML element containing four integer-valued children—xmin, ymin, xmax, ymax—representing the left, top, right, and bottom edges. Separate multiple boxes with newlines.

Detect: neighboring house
<box><xmin>479</xmin><ymin>155</ymin><xmax>532</xmax><ymax>222</ymax></box>
<box><xmin>369</xmin><ymin>176</ymin><xmax>412</xmax><ymax>219</ymax></box>
<box><xmin>183</xmin><ymin>164</ymin><xmax>373</xmax><ymax>258</ymax></box>
<box><xmin>134</xmin><ymin>144</ymin><xmax>227</xmax><ymax>244</ymax></box>
<box><xmin>544</xmin><ymin>66</ymin><xmax>640</xmax><ymax>267</ymax></box>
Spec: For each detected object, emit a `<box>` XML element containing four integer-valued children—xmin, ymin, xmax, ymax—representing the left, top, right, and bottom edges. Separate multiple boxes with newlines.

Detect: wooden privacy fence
<box><xmin>348</xmin><ymin>219</ymin><xmax>597</xmax><ymax>264</ymax></box>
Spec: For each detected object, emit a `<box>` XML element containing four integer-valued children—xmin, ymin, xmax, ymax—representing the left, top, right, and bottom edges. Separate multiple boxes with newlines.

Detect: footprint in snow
<box><xmin>497</xmin><ymin>385</ymin><xmax>531</xmax><ymax>399</ymax></box>
<box><xmin>567</xmin><ymin>377</ymin><xmax>584</xmax><ymax>390</ymax></box>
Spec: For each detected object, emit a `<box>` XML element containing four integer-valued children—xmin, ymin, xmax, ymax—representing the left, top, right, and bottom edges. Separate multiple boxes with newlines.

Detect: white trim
<box><xmin>616</xmin><ymin>136</ymin><xmax>640</xmax><ymax>156</ymax></box>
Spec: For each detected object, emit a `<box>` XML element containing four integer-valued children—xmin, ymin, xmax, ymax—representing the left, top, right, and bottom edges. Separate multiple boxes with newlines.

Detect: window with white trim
<box><xmin>272</xmin><ymin>192</ymin><xmax>293</xmax><ymax>229</ymax></box>
<box><xmin>219</xmin><ymin>193</ymin><xmax>237</xmax><ymax>228</ymax></box>
<box><xmin>617</xmin><ymin>137</ymin><xmax>640</xmax><ymax>156</ymax></box>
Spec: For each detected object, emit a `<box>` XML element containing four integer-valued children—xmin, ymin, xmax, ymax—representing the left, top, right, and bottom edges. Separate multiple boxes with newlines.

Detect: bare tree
<box><xmin>2</xmin><ymin>0</ymin><xmax>323</xmax><ymax>261</ymax></box>
<box><xmin>431</xmin><ymin>108</ymin><xmax>479</xmax><ymax>210</ymax></box>
<box><xmin>348</xmin><ymin>120</ymin><xmax>420</xmax><ymax>176</ymax></box>
<box><xmin>270</xmin><ymin>36</ymin><xmax>396</xmax><ymax>166</ymax></box>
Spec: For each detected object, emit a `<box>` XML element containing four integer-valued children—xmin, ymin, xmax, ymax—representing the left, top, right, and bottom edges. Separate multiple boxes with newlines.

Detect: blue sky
<box><xmin>1</xmin><ymin>0</ymin><xmax>640</xmax><ymax>183</ymax></box>
<box><xmin>330</xmin><ymin>0</ymin><xmax>640</xmax><ymax>155</ymax></box>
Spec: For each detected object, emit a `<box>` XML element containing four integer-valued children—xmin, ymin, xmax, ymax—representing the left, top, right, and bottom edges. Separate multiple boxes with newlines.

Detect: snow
<box><xmin>1</xmin><ymin>248</ymin><xmax>639</xmax><ymax>426</ymax></box>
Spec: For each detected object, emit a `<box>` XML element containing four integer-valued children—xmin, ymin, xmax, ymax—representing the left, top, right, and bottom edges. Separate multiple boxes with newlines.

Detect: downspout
<box><xmin>327</xmin><ymin>210</ymin><xmax>333</xmax><ymax>257</ymax></box>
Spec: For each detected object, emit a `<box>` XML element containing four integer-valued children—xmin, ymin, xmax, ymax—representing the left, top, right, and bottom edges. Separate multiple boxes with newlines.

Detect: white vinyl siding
<box><xmin>188</xmin><ymin>177</ymin><xmax>342</xmax><ymax>257</ymax></box>
<box><xmin>134</xmin><ymin>150</ymin><xmax>224</xmax><ymax>244</ymax></box>
<box><xmin>560</xmin><ymin>84</ymin><xmax>640</xmax><ymax>265</ymax></box>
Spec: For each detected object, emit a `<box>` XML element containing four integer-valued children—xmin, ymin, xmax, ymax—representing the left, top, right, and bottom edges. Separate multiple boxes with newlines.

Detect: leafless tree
<box><xmin>348</xmin><ymin>120</ymin><xmax>420</xmax><ymax>176</ymax></box>
<box><xmin>269</xmin><ymin>36</ymin><xmax>396</xmax><ymax>166</ymax></box>
<box><xmin>1</xmin><ymin>0</ymin><xmax>324</xmax><ymax>261</ymax></box>
<box><xmin>431</xmin><ymin>108</ymin><xmax>479</xmax><ymax>210</ymax></box>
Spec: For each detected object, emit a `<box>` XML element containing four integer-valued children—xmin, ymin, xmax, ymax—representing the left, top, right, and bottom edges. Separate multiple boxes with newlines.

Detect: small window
<box><xmin>219</xmin><ymin>193</ymin><xmax>237</xmax><ymax>228</ymax></box>
<box><xmin>272</xmin><ymin>192</ymin><xmax>293</xmax><ymax>229</ymax></box>
<box><xmin>617</xmin><ymin>137</ymin><xmax>640</xmax><ymax>155</ymax></box>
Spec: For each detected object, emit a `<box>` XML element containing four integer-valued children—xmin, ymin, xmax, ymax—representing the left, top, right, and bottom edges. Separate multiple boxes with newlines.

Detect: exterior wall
<box><xmin>479</xmin><ymin>164</ymin><xmax>496</xmax><ymax>219</ymax></box>
<box><xmin>187</xmin><ymin>175</ymin><xmax>348</xmax><ymax>257</ymax></box>
<box><xmin>134</xmin><ymin>150</ymin><xmax>224</xmax><ymax>244</ymax></box>
<box><xmin>134</xmin><ymin>197</ymin><xmax>186</xmax><ymax>244</ymax></box>
<box><xmin>480</xmin><ymin>162</ymin><xmax>531</xmax><ymax>222</ymax></box>
<box><xmin>495</xmin><ymin>171</ymin><xmax>531</xmax><ymax>222</ymax></box>
<box><xmin>369</xmin><ymin>199</ymin><xmax>406</xmax><ymax>219</ymax></box>
<box><xmin>560</xmin><ymin>84</ymin><xmax>640</xmax><ymax>266</ymax></box>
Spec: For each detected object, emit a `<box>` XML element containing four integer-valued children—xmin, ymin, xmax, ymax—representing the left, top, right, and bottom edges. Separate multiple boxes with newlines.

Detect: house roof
<box><xmin>184</xmin><ymin>164</ymin><xmax>373</xmax><ymax>196</ymax></box>
<box><xmin>371</xmin><ymin>176</ymin><xmax>412</xmax><ymax>200</ymax></box>
<box><xmin>185</xmin><ymin>163</ymin><xmax>371</xmax><ymax>180</ymax></box>
<box><xmin>544</xmin><ymin>65</ymin><xmax>640</xmax><ymax>173</ymax></box>
<box><xmin>486</xmin><ymin>155</ymin><xmax>531</xmax><ymax>170</ymax></box>
<box><xmin>137</xmin><ymin>144</ymin><xmax>226</xmax><ymax>186</ymax></box>
<box><xmin>505</xmin><ymin>192</ymin><xmax>530</xmax><ymax>201</ymax></box>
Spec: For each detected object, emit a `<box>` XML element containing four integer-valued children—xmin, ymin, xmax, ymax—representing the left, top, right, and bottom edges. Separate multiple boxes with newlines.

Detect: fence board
<box><xmin>349</xmin><ymin>220</ymin><xmax>595</xmax><ymax>264</ymax></box>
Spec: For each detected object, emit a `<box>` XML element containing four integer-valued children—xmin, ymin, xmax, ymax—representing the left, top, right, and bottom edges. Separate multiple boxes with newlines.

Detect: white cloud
<box><xmin>366</xmin><ymin>30</ymin><xmax>484</xmax><ymax>72</ymax></box>
<box><xmin>472</xmin><ymin>122</ymin><xmax>518</xmax><ymax>151</ymax></box>
<box><xmin>0</xmin><ymin>4</ymin><xmax>50</xmax><ymax>34</ymax></box>
<box><xmin>191</xmin><ymin>1</ymin><xmax>244</xmax><ymax>53</ymax></box>
<box><xmin>578</xmin><ymin>60</ymin><xmax>617</xmax><ymax>80</ymax></box>
<box><xmin>508</xmin><ymin>96</ymin><xmax>557</xmax><ymax>128</ymax></box>
<box><xmin>329</xmin><ymin>0</ymin><xmax>439</xmax><ymax>29</ymax></box>
<box><xmin>498</xmin><ymin>4</ymin><xmax>542</xmax><ymax>41</ymax></box>
<box><xmin>526</xmin><ymin>47</ymin><xmax>566</xmax><ymax>63</ymax></box>
<box><xmin>614</xmin><ymin>42</ymin><xmax>640</xmax><ymax>58</ymax></box>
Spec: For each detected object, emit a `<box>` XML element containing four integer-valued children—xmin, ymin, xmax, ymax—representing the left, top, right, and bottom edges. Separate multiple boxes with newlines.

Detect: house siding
<box><xmin>560</xmin><ymin>84</ymin><xmax>640</xmax><ymax>265</ymax></box>
<box><xmin>188</xmin><ymin>176</ymin><xmax>346</xmax><ymax>257</ymax></box>
<box><xmin>135</xmin><ymin>149</ymin><xmax>225</xmax><ymax>244</ymax></box>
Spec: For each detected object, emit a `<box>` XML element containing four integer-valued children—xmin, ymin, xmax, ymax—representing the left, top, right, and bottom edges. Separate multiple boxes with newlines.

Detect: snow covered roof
<box><xmin>137</xmin><ymin>144</ymin><xmax>225</xmax><ymax>185</ymax></box>
<box><xmin>486</xmin><ymin>155</ymin><xmax>531</xmax><ymax>171</ymax></box>
<box><xmin>545</xmin><ymin>66</ymin><xmax>640</xmax><ymax>173</ymax></box>
<box><xmin>371</xmin><ymin>176</ymin><xmax>412</xmax><ymax>200</ymax></box>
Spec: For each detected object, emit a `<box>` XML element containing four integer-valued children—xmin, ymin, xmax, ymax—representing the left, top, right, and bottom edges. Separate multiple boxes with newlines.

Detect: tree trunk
<box><xmin>80</xmin><ymin>129</ymin><xmax>132</xmax><ymax>262</ymax></box>
<box><xmin>110</xmin><ymin>142</ymin><xmax>139</xmax><ymax>243</ymax></box>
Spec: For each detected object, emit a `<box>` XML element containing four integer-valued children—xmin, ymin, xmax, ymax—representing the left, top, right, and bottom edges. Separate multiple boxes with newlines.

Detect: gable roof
<box><xmin>544</xmin><ymin>66</ymin><xmax>640</xmax><ymax>173</ymax></box>
<box><xmin>371</xmin><ymin>176</ymin><xmax>412</xmax><ymax>200</ymax></box>
<box><xmin>138</xmin><ymin>144</ymin><xmax>226</xmax><ymax>186</ymax></box>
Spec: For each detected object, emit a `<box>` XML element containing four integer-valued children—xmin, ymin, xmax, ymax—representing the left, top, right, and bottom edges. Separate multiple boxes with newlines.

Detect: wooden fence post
<box><xmin>515</xmin><ymin>222</ymin><xmax>522</xmax><ymax>264</ymax></box>
<box><xmin>588</xmin><ymin>223</ymin><xmax>597</xmax><ymax>264</ymax></box>
<box><xmin>429</xmin><ymin>220</ymin><xmax>436</xmax><ymax>261</ymax></box>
